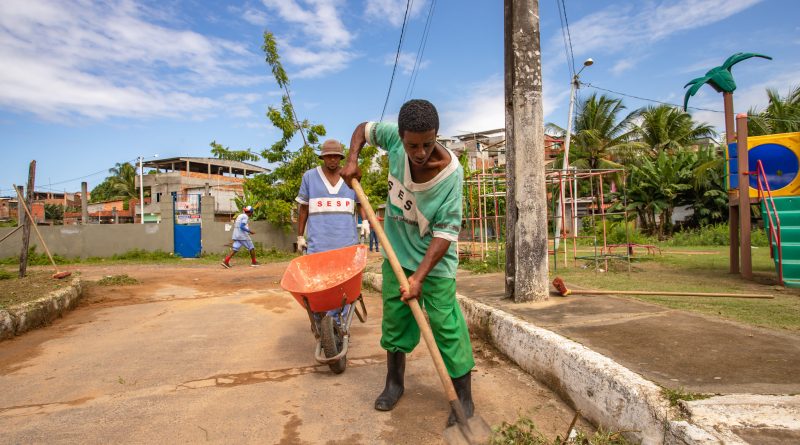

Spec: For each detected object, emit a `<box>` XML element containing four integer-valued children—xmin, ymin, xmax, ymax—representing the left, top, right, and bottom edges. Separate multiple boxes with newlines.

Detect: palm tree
<box><xmin>626</xmin><ymin>149</ymin><xmax>696</xmax><ymax>238</ymax></box>
<box><xmin>747</xmin><ymin>86</ymin><xmax>800</xmax><ymax>136</ymax></box>
<box><xmin>550</xmin><ymin>93</ymin><xmax>639</xmax><ymax>170</ymax></box>
<box><xmin>108</xmin><ymin>162</ymin><xmax>138</xmax><ymax>201</ymax></box>
<box><xmin>683</xmin><ymin>52</ymin><xmax>772</xmax><ymax>110</ymax></box>
<box><xmin>632</xmin><ymin>105</ymin><xmax>717</xmax><ymax>158</ymax></box>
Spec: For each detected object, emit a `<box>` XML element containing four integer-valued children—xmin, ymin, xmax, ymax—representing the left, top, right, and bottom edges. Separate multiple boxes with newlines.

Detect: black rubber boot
<box><xmin>374</xmin><ymin>351</ymin><xmax>405</xmax><ymax>411</ymax></box>
<box><xmin>446</xmin><ymin>371</ymin><xmax>475</xmax><ymax>426</ymax></box>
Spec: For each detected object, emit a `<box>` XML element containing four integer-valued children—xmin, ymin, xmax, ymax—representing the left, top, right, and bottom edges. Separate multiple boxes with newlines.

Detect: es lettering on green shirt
<box><xmin>366</xmin><ymin>121</ymin><xmax>463</xmax><ymax>278</ymax></box>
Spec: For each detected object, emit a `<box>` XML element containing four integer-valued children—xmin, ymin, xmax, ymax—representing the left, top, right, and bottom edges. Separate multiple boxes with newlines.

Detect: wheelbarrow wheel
<box><xmin>320</xmin><ymin>315</ymin><xmax>346</xmax><ymax>374</ymax></box>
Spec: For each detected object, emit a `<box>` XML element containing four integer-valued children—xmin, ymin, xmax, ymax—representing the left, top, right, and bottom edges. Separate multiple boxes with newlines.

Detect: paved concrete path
<box><xmin>0</xmin><ymin>263</ymin><xmax>585</xmax><ymax>444</ymax></box>
<box><xmin>456</xmin><ymin>271</ymin><xmax>800</xmax><ymax>395</ymax></box>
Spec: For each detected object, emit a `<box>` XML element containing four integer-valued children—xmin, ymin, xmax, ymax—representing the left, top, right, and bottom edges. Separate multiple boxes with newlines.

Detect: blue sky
<box><xmin>1</xmin><ymin>0</ymin><xmax>798</xmax><ymax>196</ymax></box>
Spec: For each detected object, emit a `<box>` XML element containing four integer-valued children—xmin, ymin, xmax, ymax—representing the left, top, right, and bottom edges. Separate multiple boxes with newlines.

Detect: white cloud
<box><xmin>259</xmin><ymin>0</ymin><xmax>357</xmax><ymax>78</ymax></box>
<box><xmin>610</xmin><ymin>58</ymin><xmax>636</xmax><ymax>76</ymax></box>
<box><xmin>0</xmin><ymin>0</ymin><xmax>260</xmax><ymax>121</ymax></box>
<box><xmin>220</xmin><ymin>93</ymin><xmax>263</xmax><ymax>118</ymax></box>
<box><xmin>440</xmin><ymin>73</ymin><xmax>569</xmax><ymax>137</ymax></box>
<box><xmin>282</xmin><ymin>43</ymin><xmax>357</xmax><ymax>79</ymax></box>
<box><xmin>242</xmin><ymin>7</ymin><xmax>269</xmax><ymax>26</ymax></box>
<box><xmin>554</xmin><ymin>0</ymin><xmax>763</xmax><ymax>58</ymax></box>
<box><xmin>261</xmin><ymin>0</ymin><xmax>351</xmax><ymax>48</ymax></box>
<box><xmin>365</xmin><ymin>0</ymin><xmax>428</xmax><ymax>27</ymax></box>
<box><xmin>384</xmin><ymin>51</ymin><xmax>429</xmax><ymax>75</ymax></box>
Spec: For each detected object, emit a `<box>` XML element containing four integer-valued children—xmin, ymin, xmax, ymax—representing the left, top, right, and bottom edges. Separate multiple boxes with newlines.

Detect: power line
<box><xmin>403</xmin><ymin>0</ymin><xmax>436</xmax><ymax>102</ymax></box>
<box><xmin>583</xmin><ymin>82</ymin><xmax>800</xmax><ymax>125</ymax></box>
<box><xmin>561</xmin><ymin>0</ymin><xmax>576</xmax><ymax>75</ymax></box>
<box><xmin>380</xmin><ymin>0</ymin><xmax>413</xmax><ymax>121</ymax></box>
<box><xmin>1</xmin><ymin>157</ymin><xmax>138</xmax><ymax>196</ymax></box>
<box><xmin>555</xmin><ymin>0</ymin><xmax>575</xmax><ymax>78</ymax></box>
<box><xmin>582</xmin><ymin>82</ymin><xmax>723</xmax><ymax>113</ymax></box>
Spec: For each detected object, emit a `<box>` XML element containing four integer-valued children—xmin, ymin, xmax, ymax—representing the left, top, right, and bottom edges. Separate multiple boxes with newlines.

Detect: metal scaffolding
<box><xmin>459</xmin><ymin>166</ymin><xmax>632</xmax><ymax>271</ymax></box>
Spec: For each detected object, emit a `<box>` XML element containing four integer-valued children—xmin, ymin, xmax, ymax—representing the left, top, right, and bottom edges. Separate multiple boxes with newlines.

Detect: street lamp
<box><xmin>555</xmin><ymin>58</ymin><xmax>593</xmax><ymax>249</ymax></box>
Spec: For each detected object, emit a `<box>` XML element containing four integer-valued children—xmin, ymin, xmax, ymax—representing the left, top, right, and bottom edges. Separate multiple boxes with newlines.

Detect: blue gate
<box><xmin>173</xmin><ymin>193</ymin><xmax>202</xmax><ymax>258</ymax></box>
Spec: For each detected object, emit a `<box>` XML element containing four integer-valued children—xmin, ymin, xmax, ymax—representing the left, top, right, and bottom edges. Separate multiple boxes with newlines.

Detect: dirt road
<box><xmin>0</xmin><ymin>262</ymin><xmax>586</xmax><ymax>444</ymax></box>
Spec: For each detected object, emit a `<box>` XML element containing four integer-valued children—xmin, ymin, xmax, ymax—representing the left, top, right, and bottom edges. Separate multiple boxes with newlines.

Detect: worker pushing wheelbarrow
<box><xmin>281</xmin><ymin>139</ymin><xmax>372</xmax><ymax>374</ymax></box>
<box><xmin>281</xmin><ymin>244</ymin><xmax>368</xmax><ymax>373</ymax></box>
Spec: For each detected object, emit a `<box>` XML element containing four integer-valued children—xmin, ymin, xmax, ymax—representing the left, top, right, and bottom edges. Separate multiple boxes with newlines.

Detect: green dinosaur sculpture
<box><xmin>683</xmin><ymin>52</ymin><xmax>772</xmax><ymax>110</ymax></box>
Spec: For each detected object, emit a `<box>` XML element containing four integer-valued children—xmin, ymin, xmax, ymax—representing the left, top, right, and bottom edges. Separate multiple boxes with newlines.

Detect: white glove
<box><xmin>296</xmin><ymin>236</ymin><xmax>307</xmax><ymax>252</ymax></box>
<box><xmin>360</xmin><ymin>221</ymin><xmax>370</xmax><ymax>237</ymax></box>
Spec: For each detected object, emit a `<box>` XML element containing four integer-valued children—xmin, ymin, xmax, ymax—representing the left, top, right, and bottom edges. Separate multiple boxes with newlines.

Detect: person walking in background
<box><xmin>369</xmin><ymin>215</ymin><xmax>383</xmax><ymax>252</ymax></box>
<box><xmin>221</xmin><ymin>205</ymin><xmax>259</xmax><ymax>268</ymax></box>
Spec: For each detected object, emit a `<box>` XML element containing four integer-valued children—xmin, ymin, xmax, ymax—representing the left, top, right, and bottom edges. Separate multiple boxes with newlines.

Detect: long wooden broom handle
<box><xmin>351</xmin><ymin>179</ymin><xmax>460</xmax><ymax>404</ymax></box>
<box><xmin>14</xmin><ymin>185</ymin><xmax>60</xmax><ymax>272</ymax></box>
<box><xmin>572</xmin><ymin>289</ymin><xmax>773</xmax><ymax>299</ymax></box>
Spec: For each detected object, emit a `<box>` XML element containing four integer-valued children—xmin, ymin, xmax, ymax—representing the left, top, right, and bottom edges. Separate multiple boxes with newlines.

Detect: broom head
<box><xmin>552</xmin><ymin>277</ymin><xmax>570</xmax><ymax>296</ymax></box>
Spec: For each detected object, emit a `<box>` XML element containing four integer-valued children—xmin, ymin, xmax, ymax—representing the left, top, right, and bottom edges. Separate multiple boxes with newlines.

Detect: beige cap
<box><xmin>319</xmin><ymin>139</ymin><xmax>344</xmax><ymax>158</ymax></box>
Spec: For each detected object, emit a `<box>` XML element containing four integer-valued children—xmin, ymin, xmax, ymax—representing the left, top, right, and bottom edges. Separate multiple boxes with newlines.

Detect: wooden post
<box><xmin>723</xmin><ymin>92</ymin><xmax>739</xmax><ymax>274</ymax></box>
<box><xmin>736</xmin><ymin>113</ymin><xmax>752</xmax><ymax>279</ymax></box>
<box><xmin>16</xmin><ymin>186</ymin><xmax>24</xmax><ymax>227</ymax></box>
<box><xmin>81</xmin><ymin>181</ymin><xmax>89</xmax><ymax>225</ymax></box>
<box><xmin>18</xmin><ymin>161</ymin><xmax>36</xmax><ymax>278</ymax></box>
<box><xmin>504</xmin><ymin>0</ymin><xmax>548</xmax><ymax>302</ymax></box>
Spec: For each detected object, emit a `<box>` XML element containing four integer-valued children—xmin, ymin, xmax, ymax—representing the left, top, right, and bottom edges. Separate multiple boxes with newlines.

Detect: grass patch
<box><xmin>0</xmin><ymin>246</ymin><xmax>69</xmax><ymax>266</ymax></box>
<box><xmin>0</xmin><ymin>269</ymin><xmax>72</xmax><ymax>309</ymax></box>
<box><xmin>0</xmin><ymin>269</ymin><xmax>13</xmax><ymax>280</ymax></box>
<box><xmin>460</xmin><ymin>244</ymin><xmax>800</xmax><ymax>331</ymax></box>
<box><xmin>0</xmin><ymin>246</ymin><xmax>297</xmax><ymax>267</ymax></box>
<box><xmin>460</xmin><ymin>258</ymin><xmax>505</xmax><ymax>274</ymax></box>
<box><xmin>662</xmin><ymin>387</ymin><xmax>711</xmax><ymax>407</ymax></box>
<box><xmin>108</xmin><ymin>249</ymin><xmax>179</xmax><ymax>262</ymax></box>
<box><xmin>549</xmin><ymin>246</ymin><xmax>800</xmax><ymax>331</ymax></box>
<box><xmin>490</xmin><ymin>416</ymin><xmax>630</xmax><ymax>445</ymax></box>
<box><xmin>96</xmin><ymin>274</ymin><xmax>139</xmax><ymax>286</ymax></box>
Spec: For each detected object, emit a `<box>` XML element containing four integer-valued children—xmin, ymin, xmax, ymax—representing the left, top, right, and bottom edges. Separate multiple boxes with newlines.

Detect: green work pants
<box><xmin>380</xmin><ymin>260</ymin><xmax>475</xmax><ymax>378</ymax></box>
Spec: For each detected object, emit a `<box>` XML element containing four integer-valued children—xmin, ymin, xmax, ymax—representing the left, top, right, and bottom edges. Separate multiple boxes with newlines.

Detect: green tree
<box><xmin>89</xmin><ymin>162</ymin><xmax>138</xmax><ymax>203</ymax></box>
<box><xmin>108</xmin><ymin>162</ymin><xmax>138</xmax><ymax>201</ymax></box>
<box><xmin>625</xmin><ymin>149</ymin><xmax>696</xmax><ymax>238</ymax></box>
<box><xmin>558</xmin><ymin>93</ymin><xmax>639</xmax><ymax>170</ymax></box>
<box><xmin>210</xmin><ymin>140</ymin><xmax>261</xmax><ymax>162</ymax></box>
<box><xmin>632</xmin><ymin>105</ymin><xmax>717</xmax><ymax>158</ymax></box>
<box><xmin>89</xmin><ymin>178</ymin><xmax>117</xmax><ymax>203</ymax></box>
<box><xmin>44</xmin><ymin>204</ymin><xmax>64</xmax><ymax>223</ymax></box>
<box><xmin>233</xmin><ymin>31</ymin><xmax>327</xmax><ymax>227</ymax></box>
<box><xmin>687</xmin><ymin>144</ymin><xmax>728</xmax><ymax>227</ymax></box>
<box><xmin>747</xmin><ymin>86</ymin><xmax>800</xmax><ymax>136</ymax></box>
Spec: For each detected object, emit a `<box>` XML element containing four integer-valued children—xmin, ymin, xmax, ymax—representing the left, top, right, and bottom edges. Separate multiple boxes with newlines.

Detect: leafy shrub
<box><xmin>0</xmin><ymin>246</ymin><xmax>68</xmax><ymax>266</ymax></box>
<box><xmin>96</xmin><ymin>274</ymin><xmax>138</xmax><ymax>286</ymax></box>
<box><xmin>665</xmin><ymin>223</ymin><xmax>769</xmax><ymax>247</ymax></box>
<box><xmin>110</xmin><ymin>249</ymin><xmax>179</xmax><ymax>261</ymax></box>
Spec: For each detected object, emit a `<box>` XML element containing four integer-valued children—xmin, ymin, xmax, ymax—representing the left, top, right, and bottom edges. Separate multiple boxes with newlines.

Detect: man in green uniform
<box><xmin>341</xmin><ymin>99</ymin><xmax>476</xmax><ymax>425</ymax></box>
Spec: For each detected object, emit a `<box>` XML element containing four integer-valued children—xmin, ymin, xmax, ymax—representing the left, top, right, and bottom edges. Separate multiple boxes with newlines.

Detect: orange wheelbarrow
<box><xmin>280</xmin><ymin>245</ymin><xmax>369</xmax><ymax>374</ymax></box>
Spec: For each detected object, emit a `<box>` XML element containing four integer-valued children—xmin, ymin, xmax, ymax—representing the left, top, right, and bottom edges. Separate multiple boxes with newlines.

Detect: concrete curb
<box><xmin>363</xmin><ymin>272</ymin><xmax>727</xmax><ymax>444</ymax></box>
<box><xmin>0</xmin><ymin>277</ymin><xmax>83</xmax><ymax>341</ymax></box>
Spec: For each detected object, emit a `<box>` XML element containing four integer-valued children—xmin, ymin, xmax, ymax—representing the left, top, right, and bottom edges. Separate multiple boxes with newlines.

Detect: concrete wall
<box><xmin>0</xmin><ymin>195</ymin><xmax>293</xmax><ymax>259</ymax></box>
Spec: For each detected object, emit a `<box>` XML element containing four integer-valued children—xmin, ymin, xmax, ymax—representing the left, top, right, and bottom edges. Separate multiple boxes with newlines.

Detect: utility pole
<box><xmin>19</xmin><ymin>160</ymin><xmax>36</xmax><ymax>278</ymax></box>
<box><xmin>504</xmin><ymin>0</ymin><xmax>549</xmax><ymax>302</ymax></box>
<box><xmin>139</xmin><ymin>156</ymin><xmax>145</xmax><ymax>224</ymax></box>
<box><xmin>81</xmin><ymin>181</ymin><xmax>89</xmax><ymax>225</ymax></box>
<box><xmin>555</xmin><ymin>58</ymin><xmax>592</xmax><ymax>249</ymax></box>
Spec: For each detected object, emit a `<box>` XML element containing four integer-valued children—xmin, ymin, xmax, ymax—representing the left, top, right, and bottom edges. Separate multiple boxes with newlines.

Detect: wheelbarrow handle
<box><xmin>351</xmin><ymin>179</ymin><xmax>461</xmax><ymax>408</ymax></box>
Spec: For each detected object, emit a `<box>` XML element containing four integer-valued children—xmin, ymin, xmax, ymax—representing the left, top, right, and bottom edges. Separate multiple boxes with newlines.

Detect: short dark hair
<box><xmin>398</xmin><ymin>99</ymin><xmax>439</xmax><ymax>136</ymax></box>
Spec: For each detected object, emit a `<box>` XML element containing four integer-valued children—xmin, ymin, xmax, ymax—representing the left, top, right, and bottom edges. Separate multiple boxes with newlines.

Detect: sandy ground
<box><xmin>0</xmin><ymin>261</ymin><xmax>588</xmax><ymax>444</ymax></box>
